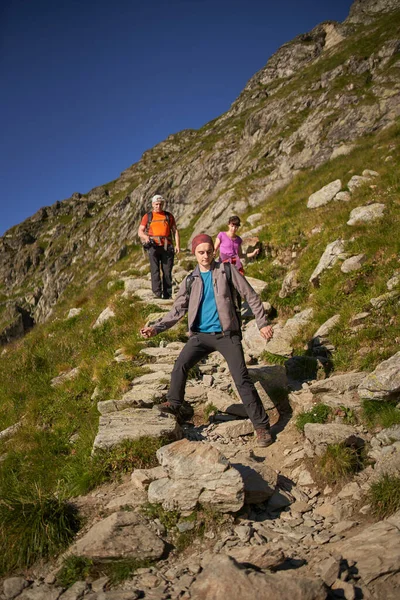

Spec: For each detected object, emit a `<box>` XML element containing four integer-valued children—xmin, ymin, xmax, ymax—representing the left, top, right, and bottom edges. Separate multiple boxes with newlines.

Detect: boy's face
<box><xmin>195</xmin><ymin>243</ymin><xmax>214</xmax><ymax>270</ymax></box>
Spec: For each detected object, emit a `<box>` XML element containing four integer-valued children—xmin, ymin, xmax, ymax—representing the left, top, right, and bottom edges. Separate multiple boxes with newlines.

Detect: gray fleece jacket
<box><xmin>152</xmin><ymin>260</ymin><xmax>268</xmax><ymax>335</ymax></box>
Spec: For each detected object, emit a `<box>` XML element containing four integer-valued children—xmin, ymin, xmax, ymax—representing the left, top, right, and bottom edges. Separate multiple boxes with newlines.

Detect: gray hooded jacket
<box><xmin>152</xmin><ymin>261</ymin><xmax>268</xmax><ymax>335</ymax></box>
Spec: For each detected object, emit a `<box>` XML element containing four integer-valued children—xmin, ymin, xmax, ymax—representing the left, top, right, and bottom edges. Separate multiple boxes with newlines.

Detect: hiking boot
<box><xmin>157</xmin><ymin>400</ymin><xmax>194</xmax><ymax>424</ymax></box>
<box><xmin>255</xmin><ymin>428</ymin><xmax>273</xmax><ymax>448</ymax></box>
<box><xmin>157</xmin><ymin>401</ymin><xmax>180</xmax><ymax>418</ymax></box>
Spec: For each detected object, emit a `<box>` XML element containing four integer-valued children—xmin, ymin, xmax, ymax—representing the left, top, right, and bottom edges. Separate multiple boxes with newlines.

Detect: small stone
<box><xmin>3</xmin><ymin>577</ymin><xmax>30</xmax><ymax>600</ymax></box>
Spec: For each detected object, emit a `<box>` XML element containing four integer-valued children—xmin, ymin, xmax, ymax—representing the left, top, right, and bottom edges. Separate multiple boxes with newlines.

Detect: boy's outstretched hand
<box><xmin>140</xmin><ymin>326</ymin><xmax>157</xmax><ymax>339</ymax></box>
<box><xmin>260</xmin><ymin>325</ymin><xmax>274</xmax><ymax>341</ymax></box>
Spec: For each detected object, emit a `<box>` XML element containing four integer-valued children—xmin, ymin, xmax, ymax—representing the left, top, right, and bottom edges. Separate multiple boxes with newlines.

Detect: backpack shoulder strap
<box><xmin>224</xmin><ymin>261</ymin><xmax>232</xmax><ymax>284</ymax></box>
<box><xmin>185</xmin><ymin>272</ymin><xmax>195</xmax><ymax>297</ymax></box>
<box><xmin>146</xmin><ymin>211</ymin><xmax>153</xmax><ymax>230</ymax></box>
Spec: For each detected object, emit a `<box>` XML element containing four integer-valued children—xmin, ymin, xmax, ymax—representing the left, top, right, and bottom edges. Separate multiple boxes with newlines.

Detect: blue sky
<box><xmin>0</xmin><ymin>0</ymin><xmax>352</xmax><ymax>235</ymax></box>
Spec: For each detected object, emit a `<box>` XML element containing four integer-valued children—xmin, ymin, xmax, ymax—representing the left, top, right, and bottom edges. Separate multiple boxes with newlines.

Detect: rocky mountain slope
<box><xmin>1</xmin><ymin>0</ymin><xmax>400</xmax><ymax>341</ymax></box>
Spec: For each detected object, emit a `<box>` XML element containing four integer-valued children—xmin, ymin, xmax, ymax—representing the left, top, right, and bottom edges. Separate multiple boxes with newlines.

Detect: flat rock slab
<box><xmin>190</xmin><ymin>555</ymin><xmax>326</xmax><ymax>600</ymax></box>
<box><xmin>148</xmin><ymin>439</ymin><xmax>244</xmax><ymax>513</ymax></box>
<box><xmin>304</xmin><ymin>423</ymin><xmax>360</xmax><ymax>449</ymax></box>
<box><xmin>358</xmin><ymin>351</ymin><xmax>400</xmax><ymax>400</ymax></box>
<box><xmin>72</xmin><ymin>511</ymin><xmax>165</xmax><ymax>562</ymax></box>
<box><xmin>333</xmin><ymin>511</ymin><xmax>400</xmax><ymax>585</ymax></box>
<box><xmin>347</xmin><ymin>203</ymin><xmax>385</xmax><ymax>226</ymax></box>
<box><xmin>223</xmin><ymin>547</ymin><xmax>284</xmax><ymax>570</ymax></box>
<box><xmin>310</xmin><ymin>372</ymin><xmax>366</xmax><ymax>394</ymax></box>
<box><xmin>214</xmin><ymin>419</ymin><xmax>254</xmax><ymax>439</ymax></box>
<box><xmin>307</xmin><ymin>179</ymin><xmax>342</xmax><ymax>209</ymax></box>
<box><xmin>93</xmin><ymin>408</ymin><xmax>182</xmax><ymax>451</ymax></box>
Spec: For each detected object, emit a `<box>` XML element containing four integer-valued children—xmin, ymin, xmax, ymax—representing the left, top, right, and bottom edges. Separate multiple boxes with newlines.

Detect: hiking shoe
<box><xmin>255</xmin><ymin>428</ymin><xmax>273</xmax><ymax>448</ymax></box>
<box><xmin>157</xmin><ymin>401</ymin><xmax>180</xmax><ymax>418</ymax></box>
<box><xmin>157</xmin><ymin>401</ymin><xmax>194</xmax><ymax>424</ymax></box>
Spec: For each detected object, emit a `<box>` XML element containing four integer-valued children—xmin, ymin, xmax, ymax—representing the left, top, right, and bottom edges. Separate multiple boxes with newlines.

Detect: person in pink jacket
<box><xmin>214</xmin><ymin>215</ymin><xmax>259</xmax><ymax>275</ymax></box>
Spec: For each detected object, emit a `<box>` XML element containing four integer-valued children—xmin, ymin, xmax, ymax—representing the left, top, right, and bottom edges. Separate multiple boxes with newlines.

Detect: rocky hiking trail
<box><xmin>2</xmin><ymin>265</ymin><xmax>400</xmax><ymax>600</ymax></box>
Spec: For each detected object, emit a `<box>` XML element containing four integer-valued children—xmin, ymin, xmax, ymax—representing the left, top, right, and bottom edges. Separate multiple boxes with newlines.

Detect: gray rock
<box><xmin>333</xmin><ymin>511</ymin><xmax>400</xmax><ymax>585</ymax></box>
<box><xmin>51</xmin><ymin>367</ymin><xmax>80</xmax><ymax>387</ymax></box>
<box><xmin>310</xmin><ymin>372</ymin><xmax>366</xmax><ymax>394</ymax></box>
<box><xmin>231</xmin><ymin>452</ymin><xmax>278</xmax><ymax>504</ymax></box>
<box><xmin>347</xmin><ymin>175</ymin><xmax>371</xmax><ymax>192</ymax></box>
<box><xmin>3</xmin><ymin>577</ymin><xmax>30</xmax><ymax>600</ymax></box>
<box><xmin>279</xmin><ymin>270</ymin><xmax>300</xmax><ymax>299</ymax></box>
<box><xmin>72</xmin><ymin>511</ymin><xmax>164</xmax><ymax>561</ymax></box>
<box><xmin>307</xmin><ymin>179</ymin><xmax>342</xmax><ymax>209</ymax></box>
<box><xmin>309</xmin><ymin>239</ymin><xmax>346</xmax><ymax>286</ymax></box>
<box><xmin>347</xmin><ymin>203</ymin><xmax>386</xmax><ymax>226</ymax></box>
<box><xmin>376</xmin><ymin>425</ymin><xmax>400</xmax><ymax>445</ymax></box>
<box><xmin>18</xmin><ymin>585</ymin><xmax>63</xmax><ymax>600</ymax></box>
<box><xmin>387</xmin><ymin>273</ymin><xmax>400</xmax><ymax>291</ymax></box>
<box><xmin>263</xmin><ymin>308</ymin><xmax>314</xmax><ymax>357</ymax></box>
<box><xmin>93</xmin><ymin>408</ymin><xmax>182</xmax><ymax>451</ymax></box>
<box><xmin>341</xmin><ymin>253</ymin><xmax>366</xmax><ymax>273</ymax></box>
<box><xmin>304</xmin><ymin>423</ymin><xmax>361</xmax><ymax>449</ymax></box>
<box><xmin>244</xmin><ymin>276</ymin><xmax>268</xmax><ymax>296</ymax></box>
<box><xmin>358</xmin><ymin>351</ymin><xmax>400</xmax><ymax>400</ymax></box>
<box><xmin>148</xmin><ymin>439</ymin><xmax>244</xmax><ymax>513</ymax></box>
<box><xmin>246</xmin><ymin>213</ymin><xmax>262</xmax><ymax>226</ymax></box>
<box><xmin>92</xmin><ymin>307</ymin><xmax>115</xmax><ymax>329</ymax></box>
<box><xmin>206</xmin><ymin>389</ymin><xmax>247</xmax><ymax>418</ymax></box>
<box><xmin>223</xmin><ymin>546</ymin><xmax>284</xmax><ymax>570</ymax></box>
<box><xmin>67</xmin><ymin>308</ymin><xmax>82</xmax><ymax>319</ymax></box>
<box><xmin>58</xmin><ymin>581</ymin><xmax>88</xmax><ymax>600</ymax></box>
<box><xmin>334</xmin><ymin>191</ymin><xmax>351</xmax><ymax>202</ymax></box>
<box><xmin>313</xmin><ymin>314</ymin><xmax>340</xmax><ymax>339</ymax></box>
<box><xmin>213</xmin><ymin>420</ymin><xmax>254</xmax><ymax>439</ymax></box>
<box><xmin>370</xmin><ymin>290</ymin><xmax>399</xmax><ymax>308</ymax></box>
<box><xmin>190</xmin><ymin>554</ymin><xmax>326</xmax><ymax>599</ymax></box>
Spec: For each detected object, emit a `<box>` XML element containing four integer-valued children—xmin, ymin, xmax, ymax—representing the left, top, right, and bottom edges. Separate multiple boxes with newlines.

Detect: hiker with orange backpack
<box><xmin>140</xmin><ymin>233</ymin><xmax>274</xmax><ymax>448</ymax></box>
<box><xmin>138</xmin><ymin>195</ymin><xmax>180</xmax><ymax>299</ymax></box>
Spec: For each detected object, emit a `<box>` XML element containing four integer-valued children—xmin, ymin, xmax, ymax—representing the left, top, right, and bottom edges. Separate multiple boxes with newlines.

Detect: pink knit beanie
<box><xmin>191</xmin><ymin>234</ymin><xmax>214</xmax><ymax>254</ymax></box>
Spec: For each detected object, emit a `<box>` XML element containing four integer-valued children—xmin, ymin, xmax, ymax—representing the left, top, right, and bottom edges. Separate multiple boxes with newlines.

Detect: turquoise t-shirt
<box><xmin>193</xmin><ymin>270</ymin><xmax>222</xmax><ymax>333</ymax></box>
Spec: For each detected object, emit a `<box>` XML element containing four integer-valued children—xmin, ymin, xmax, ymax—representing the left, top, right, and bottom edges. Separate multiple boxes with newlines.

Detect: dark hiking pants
<box><xmin>167</xmin><ymin>332</ymin><xmax>270</xmax><ymax>429</ymax></box>
<box><xmin>148</xmin><ymin>245</ymin><xmax>174</xmax><ymax>298</ymax></box>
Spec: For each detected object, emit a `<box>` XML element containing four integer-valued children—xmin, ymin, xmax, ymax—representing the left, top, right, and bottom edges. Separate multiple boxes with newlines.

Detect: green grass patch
<box><xmin>296</xmin><ymin>404</ymin><xmax>332</xmax><ymax>432</ymax></box>
<box><xmin>369</xmin><ymin>474</ymin><xmax>400</xmax><ymax>519</ymax></box>
<box><xmin>204</xmin><ymin>403</ymin><xmax>218</xmax><ymax>421</ymax></box>
<box><xmin>86</xmin><ymin>437</ymin><xmax>169</xmax><ymax>490</ymax></box>
<box><xmin>318</xmin><ymin>443</ymin><xmax>366</xmax><ymax>484</ymax></box>
<box><xmin>0</xmin><ymin>484</ymin><xmax>81</xmax><ymax>576</ymax></box>
<box><xmin>57</xmin><ymin>555</ymin><xmax>93</xmax><ymax>588</ymax></box>
<box><xmin>361</xmin><ymin>400</ymin><xmax>400</xmax><ymax>430</ymax></box>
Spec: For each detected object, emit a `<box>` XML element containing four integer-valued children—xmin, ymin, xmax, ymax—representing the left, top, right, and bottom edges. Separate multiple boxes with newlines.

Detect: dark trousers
<box><xmin>167</xmin><ymin>332</ymin><xmax>270</xmax><ymax>429</ymax></box>
<box><xmin>148</xmin><ymin>245</ymin><xmax>174</xmax><ymax>298</ymax></box>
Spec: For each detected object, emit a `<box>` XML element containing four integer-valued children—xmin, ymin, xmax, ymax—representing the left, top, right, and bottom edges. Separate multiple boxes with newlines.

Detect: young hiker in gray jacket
<box><xmin>140</xmin><ymin>233</ymin><xmax>274</xmax><ymax>447</ymax></box>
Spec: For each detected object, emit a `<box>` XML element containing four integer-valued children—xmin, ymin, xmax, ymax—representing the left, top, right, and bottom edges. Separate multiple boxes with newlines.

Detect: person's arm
<box><xmin>140</xmin><ymin>276</ymin><xmax>189</xmax><ymax>338</ymax></box>
<box><xmin>214</xmin><ymin>234</ymin><xmax>222</xmax><ymax>258</ymax></box>
<box><xmin>138</xmin><ymin>214</ymin><xmax>150</xmax><ymax>243</ymax></box>
<box><xmin>174</xmin><ymin>227</ymin><xmax>180</xmax><ymax>254</ymax></box>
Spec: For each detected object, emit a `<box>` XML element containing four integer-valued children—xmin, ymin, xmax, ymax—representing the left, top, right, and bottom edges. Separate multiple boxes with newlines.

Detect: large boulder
<box><xmin>72</xmin><ymin>511</ymin><xmax>165</xmax><ymax>561</ymax></box>
<box><xmin>190</xmin><ymin>555</ymin><xmax>326</xmax><ymax>600</ymax></box>
<box><xmin>148</xmin><ymin>439</ymin><xmax>244</xmax><ymax>513</ymax></box>
<box><xmin>333</xmin><ymin>511</ymin><xmax>400</xmax><ymax>586</ymax></box>
<box><xmin>358</xmin><ymin>352</ymin><xmax>400</xmax><ymax>400</ymax></box>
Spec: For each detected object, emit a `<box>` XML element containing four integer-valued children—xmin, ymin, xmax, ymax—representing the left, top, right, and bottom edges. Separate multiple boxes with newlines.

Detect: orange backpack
<box><xmin>146</xmin><ymin>211</ymin><xmax>172</xmax><ymax>239</ymax></box>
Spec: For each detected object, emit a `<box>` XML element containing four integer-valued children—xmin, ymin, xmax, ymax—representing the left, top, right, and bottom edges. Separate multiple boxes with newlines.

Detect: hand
<box><xmin>175</xmin><ymin>246</ymin><xmax>180</xmax><ymax>254</ymax></box>
<box><xmin>260</xmin><ymin>325</ymin><xmax>273</xmax><ymax>341</ymax></box>
<box><xmin>140</xmin><ymin>326</ymin><xmax>156</xmax><ymax>339</ymax></box>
